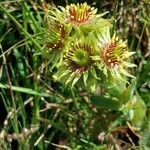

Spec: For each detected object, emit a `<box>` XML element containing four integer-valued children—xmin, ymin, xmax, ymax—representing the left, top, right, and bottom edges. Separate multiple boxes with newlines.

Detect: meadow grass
<box><xmin>0</xmin><ymin>0</ymin><xmax>150</xmax><ymax>149</ymax></box>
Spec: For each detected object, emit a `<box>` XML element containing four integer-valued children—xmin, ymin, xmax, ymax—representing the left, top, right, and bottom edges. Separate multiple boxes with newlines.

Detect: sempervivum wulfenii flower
<box><xmin>40</xmin><ymin>3</ymin><xmax>136</xmax><ymax>92</ymax></box>
<box><xmin>65</xmin><ymin>3</ymin><xmax>98</xmax><ymax>25</ymax></box>
<box><xmin>53</xmin><ymin>36</ymin><xmax>99</xmax><ymax>92</ymax></box>
<box><xmin>92</xmin><ymin>27</ymin><xmax>136</xmax><ymax>81</ymax></box>
<box><xmin>42</xmin><ymin>20</ymin><xmax>69</xmax><ymax>66</ymax></box>
<box><xmin>52</xmin><ymin>2</ymin><xmax>108</xmax><ymax>28</ymax></box>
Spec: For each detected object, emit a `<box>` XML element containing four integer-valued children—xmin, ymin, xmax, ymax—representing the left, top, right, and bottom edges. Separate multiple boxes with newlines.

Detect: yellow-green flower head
<box><xmin>93</xmin><ymin>27</ymin><xmax>136</xmax><ymax>81</ymax></box>
<box><xmin>67</xmin><ymin>41</ymin><xmax>93</xmax><ymax>72</ymax></box>
<box><xmin>53</xmin><ymin>36</ymin><xmax>99</xmax><ymax>92</ymax></box>
<box><xmin>52</xmin><ymin>3</ymin><xmax>108</xmax><ymax>28</ymax></box>
<box><xmin>42</xmin><ymin>20</ymin><xmax>69</xmax><ymax>65</ymax></box>
<box><xmin>45</xmin><ymin>21</ymin><xmax>66</xmax><ymax>51</ymax></box>
<box><xmin>65</xmin><ymin>3</ymin><xmax>98</xmax><ymax>25</ymax></box>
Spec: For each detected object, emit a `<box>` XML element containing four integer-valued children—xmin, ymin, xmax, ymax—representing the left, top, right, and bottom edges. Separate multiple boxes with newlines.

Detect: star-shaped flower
<box><xmin>53</xmin><ymin>35</ymin><xmax>99</xmax><ymax>92</ymax></box>
<box><xmin>92</xmin><ymin>27</ymin><xmax>136</xmax><ymax>81</ymax></box>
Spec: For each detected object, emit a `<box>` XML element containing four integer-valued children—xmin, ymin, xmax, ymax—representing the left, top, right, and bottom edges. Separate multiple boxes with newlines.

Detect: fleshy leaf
<box><xmin>120</xmin><ymin>80</ymin><xmax>136</xmax><ymax>104</ymax></box>
<box><xmin>91</xmin><ymin>95</ymin><xmax>121</xmax><ymax>110</ymax></box>
<box><xmin>131</xmin><ymin>93</ymin><xmax>146</xmax><ymax>126</ymax></box>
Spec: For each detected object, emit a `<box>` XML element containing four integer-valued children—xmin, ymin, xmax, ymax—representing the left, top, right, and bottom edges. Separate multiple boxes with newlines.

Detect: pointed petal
<box><xmin>53</xmin><ymin>67</ymin><xmax>66</xmax><ymax>80</ymax></box>
<box><xmin>103</xmin><ymin>66</ymin><xmax>108</xmax><ymax>76</ymax></box>
<box><xmin>72</xmin><ymin>74</ymin><xmax>81</xmax><ymax>87</ymax></box>
<box><xmin>123</xmin><ymin>61</ymin><xmax>137</xmax><ymax>68</ymax></box>
<box><xmin>98</xmin><ymin>11</ymin><xmax>109</xmax><ymax>18</ymax></box>
<box><xmin>120</xmin><ymin>67</ymin><xmax>135</xmax><ymax>78</ymax></box>
<box><xmin>83</xmin><ymin>71</ymin><xmax>88</xmax><ymax>86</ymax></box>
<box><xmin>91</xmin><ymin>56</ymin><xmax>100</xmax><ymax>60</ymax></box>
<box><xmin>66</xmin><ymin>72</ymin><xmax>75</xmax><ymax>85</ymax></box>
<box><xmin>90</xmin><ymin>67</ymin><xmax>100</xmax><ymax>80</ymax></box>
<box><xmin>113</xmin><ymin>69</ymin><xmax>126</xmax><ymax>82</ymax></box>
<box><xmin>125</xmin><ymin>52</ymin><xmax>136</xmax><ymax>57</ymax></box>
<box><xmin>97</xmin><ymin>63</ymin><xmax>103</xmax><ymax>70</ymax></box>
<box><xmin>59</xmin><ymin>69</ymin><xmax>71</xmax><ymax>79</ymax></box>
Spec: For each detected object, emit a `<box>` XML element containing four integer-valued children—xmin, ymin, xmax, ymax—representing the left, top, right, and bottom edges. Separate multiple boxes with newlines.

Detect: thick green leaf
<box><xmin>91</xmin><ymin>95</ymin><xmax>121</xmax><ymax>110</ymax></box>
<box><xmin>131</xmin><ymin>93</ymin><xmax>146</xmax><ymax>126</ymax></box>
<box><xmin>120</xmin><ymin>80</ymin><xmax>136</xmax><ymax>104</ymax></box>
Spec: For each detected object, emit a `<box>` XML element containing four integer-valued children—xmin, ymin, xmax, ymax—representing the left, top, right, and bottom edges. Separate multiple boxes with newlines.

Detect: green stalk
<box><xmin>0</xmin><ymin>4</ymin><xmax>42</xmax><ymax>51</ymax></box>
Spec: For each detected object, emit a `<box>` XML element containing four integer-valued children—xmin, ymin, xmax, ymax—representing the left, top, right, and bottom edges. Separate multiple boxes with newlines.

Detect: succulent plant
<box><xmin>41</xmin><ymin>3</ymin><xmax>136</xmax><ymax>92</ymax></box>
<box><xmin>51</xmin><ymin>3</ymin><xmax>110</xmax><ymax>30</ymax></box>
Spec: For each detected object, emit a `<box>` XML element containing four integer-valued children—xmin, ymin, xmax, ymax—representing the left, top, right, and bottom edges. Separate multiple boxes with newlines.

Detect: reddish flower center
<box><xmin>54</xmin><ymin>23</ymin><xmax>66</xmax><ymax>39</ymax></box>
<box><xmin>46</xmin><ymin>22</ymin><xmax>66</xmax><ymax>52</ymax></box>
<box><xmin>66</xmin><ymin>3</ymin><xmax>96</xmax><ymax>25</ymax></box>
<box><xmin>102</xmin><ymin>42</ymin><xmax>124</xmax><ymax>68</ymax></box>
<box><xmin>69</xmin><ymin>8</ymin><xmax>91</xmax><ymax>24</ymax></box>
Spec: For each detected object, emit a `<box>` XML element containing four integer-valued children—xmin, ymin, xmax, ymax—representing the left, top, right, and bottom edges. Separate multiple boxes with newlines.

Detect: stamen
<box><xmin>71</xmin><ymin>15</ymin><xmax>74</xmax><ymax>19</ymax></box>
<box><xmin>110</xmin><ymin>63</ymin><xmax>115</xmax><ymax>67</ymax></box>
<box><xmin>108</xmin><ymin>59</ymin><xmax>111</xmax><ymax>62</ymax></box>
<box><xmin>106</xmin><ymin>53</ymin><xmax>110</xmax><ymax>56</ymax></box>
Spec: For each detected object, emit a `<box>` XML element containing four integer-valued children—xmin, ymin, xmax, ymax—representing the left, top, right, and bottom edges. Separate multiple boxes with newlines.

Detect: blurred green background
<box><xmin>0</xmin><ymin>0</ymin><xmax>149</xmax><ymax>149</ymax></box>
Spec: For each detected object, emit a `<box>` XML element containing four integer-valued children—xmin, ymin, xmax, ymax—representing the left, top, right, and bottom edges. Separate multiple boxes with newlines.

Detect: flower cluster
<box><xmin>42</xmin><ymin>3</ymin><xmax>136</xmax><ymax>92</ymax></box>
